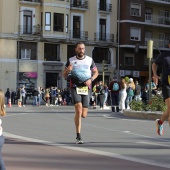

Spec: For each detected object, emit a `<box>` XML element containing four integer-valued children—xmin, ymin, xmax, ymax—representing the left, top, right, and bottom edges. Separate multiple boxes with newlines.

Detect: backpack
<box><xmin>127</xmin><ymin>87</ymin><xmax>134</xmax><ymax>96</ymax></box>
<box><xmin>100</xmin><ymin>89</ymin><xmax>105</xmax><ymax>95</ymax></box>
<box><xmin>113</xmin><ymin>83</ymin><xmax>119</xmax><ymax>91</ymax></box>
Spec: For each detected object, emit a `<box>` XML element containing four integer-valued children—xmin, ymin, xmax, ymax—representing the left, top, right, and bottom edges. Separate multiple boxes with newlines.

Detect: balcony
<box><xmin>145</xmin><ymin>14</ymin><xmax>170</xmax><ymax>26</ymax></box>
<box><xmin>94</xmin><ymin>32</ymin><xmax>114</xmax><ymax>42</ymax></box>
<box><xmin>69</xmin><ymin>30</ymin><xmax>88</xmax><ymax>40</ymax></box>
<box><xmin>19</xmin><ymin>0</ymin><xmax>41</xmax><ymax>5</ymax></box>
<box><xmin>145</xmin><ymin>38</ymin><xmax>170</xmax><ymax>48</ymax></box>
<box><xmin>18</xmin><ymin>25</ymin><xmax>41</xmax><ymax>35</ymax></box>
<box><xmin>98</xmin><ymin>3</ymin><xmax>112</xmax><ymax>13</ymax></box>
<box><xmin>145</xmin><ymin>0</ymin><xmax>170</xmax><ymax>4</ymax></box>
<box><xmin>70</xmin><ymin>0</ymin><xmax>88</xmax><ymax>10</ymax></box>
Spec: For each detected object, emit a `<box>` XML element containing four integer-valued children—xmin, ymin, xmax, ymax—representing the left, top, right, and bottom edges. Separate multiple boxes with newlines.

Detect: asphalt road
<box><xmin>2</xmin><ymin>105</ymin><xmax>170</xmax><ymax>170</ymax></box>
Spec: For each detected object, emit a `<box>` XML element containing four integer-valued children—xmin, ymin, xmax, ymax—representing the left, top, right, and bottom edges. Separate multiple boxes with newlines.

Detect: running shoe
<box><xmin>156</xmin><ymin>119</ymin><xmax>164</xmax><ymax>136</ymax></box>
<box><xmin>76</xmin><ymin>137</ymin><xmax>83</xmax><ymax>144</ymax></box>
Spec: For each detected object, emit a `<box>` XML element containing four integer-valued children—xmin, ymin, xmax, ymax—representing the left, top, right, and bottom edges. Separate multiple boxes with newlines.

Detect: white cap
<box><xmin>129</xmin><ymin>78</ymin><xmax>133</xmax><ymax>82</ymax></box>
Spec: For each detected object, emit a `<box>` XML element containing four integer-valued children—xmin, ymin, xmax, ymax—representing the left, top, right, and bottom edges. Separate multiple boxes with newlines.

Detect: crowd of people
<box><xmin>91</xmin><ymin>77</ymin><xmax>161</xmax><ymax>113</ymax></box>
<box><xmin>4</xmin><ymin>86</ymin><xmax>72</xmax><ymax>107</ymax></box>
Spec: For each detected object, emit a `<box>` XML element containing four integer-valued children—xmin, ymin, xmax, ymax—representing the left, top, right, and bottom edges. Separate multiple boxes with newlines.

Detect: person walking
<box><xmin>108</xmin><ymin>77</ymin><xmax>121</xmax><ymax>112</ymax></box>
<box><xmin>0</xmin><ymin>89</ymin><xmax>7</xmax><ymax>170</ymax></box>
<box><xmin>63</xmin><ymin>42</ymin><xmax>98</xmax><ymax>144</ymax></box>
<box><xmin>152</xmin><ymin>51</ymin><xmax>170</xmax><ymax>136</ymax></box>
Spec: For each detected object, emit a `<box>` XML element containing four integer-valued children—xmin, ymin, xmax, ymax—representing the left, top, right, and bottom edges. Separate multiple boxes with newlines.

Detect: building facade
<box><xmin>118</xmin><ymin>0</ymin><xmax>170</xmax><ymax>87</ymax></box>
<box><xmin>0</xmin><ymin>0</ymin><xmax>117</xmax><ymax>92</ymax></box>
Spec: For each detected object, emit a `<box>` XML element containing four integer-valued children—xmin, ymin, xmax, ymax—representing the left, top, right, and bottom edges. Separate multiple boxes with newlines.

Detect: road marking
<box><xmin>3</xmin><ymin>132</ymin><xmax>170</xmax><ymax>169</ymax></box>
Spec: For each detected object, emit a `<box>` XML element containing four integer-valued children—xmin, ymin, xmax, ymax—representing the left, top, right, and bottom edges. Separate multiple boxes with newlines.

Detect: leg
<box><xmin>0</xmin><ymin>136</ymin><xmax>6</xmax><ymax>170</ymax></box>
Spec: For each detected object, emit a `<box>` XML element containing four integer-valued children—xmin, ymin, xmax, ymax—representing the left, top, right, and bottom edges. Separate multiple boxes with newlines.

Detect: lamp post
<box><xmin>17</xmin><ymin>10</ymin><xmax>23</xmax><ymax>89</ymax></box>
<box><xmin>147</xmin><ymin>40</ymin><xmax>153</xmax><ymax>101</ymax></box>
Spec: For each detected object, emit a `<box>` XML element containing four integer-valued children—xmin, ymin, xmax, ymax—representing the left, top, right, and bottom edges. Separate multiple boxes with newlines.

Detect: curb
<box><xmin>123</xmin><ymin>110</ymin><xmax>162</xmax><ymax>120</ymax></box>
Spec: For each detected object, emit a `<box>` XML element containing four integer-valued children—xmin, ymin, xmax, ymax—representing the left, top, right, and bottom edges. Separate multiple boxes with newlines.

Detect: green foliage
<box><xmin>129</xmin><ymin>95</ymin><xmax>167</xmax><ymax>112</ymax></box>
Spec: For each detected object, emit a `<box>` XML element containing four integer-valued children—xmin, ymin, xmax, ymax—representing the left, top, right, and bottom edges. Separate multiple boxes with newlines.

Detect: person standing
<box><xmin>152</xmin><ymin>51</ymin><xmax>170</xmax><ymax>136</ymax></box>
<box><xmin>119</xmin><ymin>78</ymin><xmax>127</xmax><ymax>112</ymax></box>
<box><xmin>45</xmin><ymin>88</ymin><xmax>50</xmax><ymax>106</ymax></box>
<box><xmin>21</xmin><ymin>85</ymin><xmax>26</xmax><ymax>107</ymax></box>
<box><xmin>63</xmin><ymin>42</ymin><xmax>98</xmax><ymax>144</ymax></box>
<box><xmin>108</xmin><ymin>77</ymin><xmax>121</xmax><ymax>112</ymax></box>
<box><xmin>0</xmin><ymin>89</ymin><xmax>7</xmax><ymax>170</ymax></box>
<box><xmin>5</xmin><ymin>88</ymin><xmax>10</xmax><ymax>105</ymax></box>
<box><xmin>125</xmin><ymin>78</ymin><xmax>135</xmax><ymax>109</ymax></box>
<box><xmin>134</xmin><ymin>81</ymin><xmax>141</xmax><ymax>101</ymax></box>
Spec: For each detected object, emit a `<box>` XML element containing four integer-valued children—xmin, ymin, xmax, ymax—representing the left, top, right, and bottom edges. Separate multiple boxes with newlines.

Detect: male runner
<box><xmin>152</xmin><ymin>51</ymin><xmax>170</xmax><ymax>136</ymax></box>
<box><xmin>63</xmin><ymin>42</ymin><xmax>98</xmax><ymax>144</ymax></box>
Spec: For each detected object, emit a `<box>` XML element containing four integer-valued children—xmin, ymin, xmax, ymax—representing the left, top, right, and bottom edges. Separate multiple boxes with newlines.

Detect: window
<box><xmin>99</xmin><ymin>0</ymin><xmax>106</xmax><ymax>11</ymax></box>
<box><xmin>130</xmin><ymin>28</ymin><xmax>141</xmax><ymax>41</ymax></box>
<box><xmin>99</xmin><ymin>19</ymin><xmax>106</xmax><ymax>41</ymax></box>
<box><xmin>92</xmin><ymin>47</ymin><xmax>111</xmax><ymax>64</ymax></box>
<box><xmin>124</xmin><ymin>54</ymin><xmax>134</xmax><ymax>66</ymax></box>
<box><xmin>145</xmin><ymin>8</ymin><xmax>152</xmax><ymax>22</ymax></box>
<box><xmin>21</xmin><ymin>49</ymin><xmax>31</xmax><ymax>59</ymax></box>
<box><xmin>54</xmin><ymin>13</ymin><xmax>64</xmax><ymax>32</ymax></box>
<box><xmin>19</xmin><ymin>42</ymin><xmax>37</xmax><ymax>60</ymax></box>
<box><xmin>66</xmin><ymin>14</ymin><xmax>69</xmax><ymax>33</ymax></box>
<box><xmin>23</xmin><ymin>10</ymin><xmax>32</xmax><ymax>34</ymax></box>
<box><xmin>130</xmin><ymin>3</ymin><xmax>141</xmax><ymax>17</ymax></box>
<box><xmin>45</xmin><ymin>12</ymin><xmax>51</xmax><ymax>31</ymax></box>
<box><xmin>44</xmin><ymin>43</ymin><xmax>60</xmax><ymax>61</ymax></box>
<box><xmin>73</xmin><ymin>16</ymin><xmax>81</xmax><ymax>38</ymax></box>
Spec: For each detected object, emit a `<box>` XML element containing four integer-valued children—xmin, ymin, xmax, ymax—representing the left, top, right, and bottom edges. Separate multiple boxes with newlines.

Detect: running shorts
<box><xmin>70</xmin><ymin>87</ymin><xmax>90</xmax><ymax>108</ymax></box>
<box><xmin>162</xmin><ymin>85</ymin><xmax>170</xmax><ymax>101</ymax></box>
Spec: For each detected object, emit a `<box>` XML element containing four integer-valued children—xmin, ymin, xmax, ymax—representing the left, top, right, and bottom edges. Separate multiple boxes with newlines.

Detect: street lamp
<box><xmin>17</xmin><ymin>10</ymin><xmax>23</xmax><ymax>89</ymax></box>
<box><xmin>147</xmin><ymin>40</ymin><xmax>153</xmax><ymax>101</ymax></box>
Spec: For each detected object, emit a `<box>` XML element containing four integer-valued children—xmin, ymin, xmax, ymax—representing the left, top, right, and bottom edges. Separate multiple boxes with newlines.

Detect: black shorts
<box><xmin>70</xmin><ymin>87</ymin><xmax>90</xmax><ymax>108</ymax></box>
<box><xmin>162</xmin><ymin>85</ymin><xmax>170</xmax><ymax>101</ymax></box>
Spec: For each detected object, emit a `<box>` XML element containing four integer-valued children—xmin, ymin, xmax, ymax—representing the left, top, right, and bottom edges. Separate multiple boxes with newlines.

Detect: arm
<box><xmin>63</xmin><ymin>63</ymin><xmax>73</xmax><ymax>79</ymax></box>
<box><xmin>152</xmin><ymin>62</ymin><xmax>160</xmax><ymax>85</ymax></box>
<box><xmin>84</xmin><ymin>67</ymin><xmax>99</xmax><ymax>87</ymax></box>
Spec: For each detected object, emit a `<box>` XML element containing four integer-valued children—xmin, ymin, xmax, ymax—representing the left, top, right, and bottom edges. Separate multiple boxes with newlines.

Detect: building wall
<box><xmin>0</xmin><ymin>0</ymin><xmax>117</xmax><ymax>92</ymax></box>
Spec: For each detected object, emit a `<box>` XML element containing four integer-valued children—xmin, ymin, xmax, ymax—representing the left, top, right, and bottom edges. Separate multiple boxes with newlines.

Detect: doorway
<box><xmin>46</xmin><ymin>72</ymin><xmax>58</xmax><ymax>88</ymax></box>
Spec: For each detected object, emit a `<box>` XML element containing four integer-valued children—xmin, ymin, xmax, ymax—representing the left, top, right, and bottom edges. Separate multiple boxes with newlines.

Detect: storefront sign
<box><xmin>133</xmin><ymin>71</ymin><xmax>139</xmax><ymax>77</ymax></box>
<box><xmin>19</xmin><ymin>72</ymin><xmax>37</xmax><ymax>78</ymax></box>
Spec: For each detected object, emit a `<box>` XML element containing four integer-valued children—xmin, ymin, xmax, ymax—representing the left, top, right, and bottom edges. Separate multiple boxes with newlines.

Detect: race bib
<box><xmin>76</xmin><ymin>86</ymin><xmax>88</xmax><ymax>95</ymax></box>
<box><xmin>168</xmin><ymin>75</ymin><xmax>170</xmax><ymax>85</ymax></box>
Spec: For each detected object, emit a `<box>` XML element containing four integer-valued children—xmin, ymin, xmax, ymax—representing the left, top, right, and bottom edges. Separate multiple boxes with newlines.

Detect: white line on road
<box><xmin>3</xmin><ymin>132</ymin><xmax>170</xmax><ymax>169</ymax></box>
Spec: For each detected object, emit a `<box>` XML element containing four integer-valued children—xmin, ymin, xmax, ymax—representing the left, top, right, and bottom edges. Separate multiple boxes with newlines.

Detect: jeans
<box><xmin>125</xmin><ymin>96</ymin><xmax>133</xmax><ymax>109</ymax></box>
<box><xmin>111</xmin><ymin>93</ymin><xmax>119</xmax><ymax>112</ymax></box>
<box><xmin>33</xmin><ymin>96</ymin><xmax>38</xmax><ymax>106</ymax></box>
<box><xmin>0</xmin><ymin>136</ymin><xmax>6</xmax><ymax>170</ymax></box>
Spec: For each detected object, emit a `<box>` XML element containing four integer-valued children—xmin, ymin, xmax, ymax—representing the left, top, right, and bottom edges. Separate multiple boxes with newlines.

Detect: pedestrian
<box><xmin>45</xmin><ymin>88</ymin><xmax>50</xmax><ymax>106</ymax></box>
<box><xmin>98</xmin><ymin>81</ymin><xmax>105</xmax><ymax>109</ymax></box>
<box><xmin>63</xmin><ymin>42</ymin><xmax>98</xmax><ymax>144</ymax></box>
<box><xmin>125</xmin><ymin>78</ymin><xmax>135</xmax><ymax>109</ymax></box>
<box><xmin>134</xmin><ymin>81</ymin><xmax>141</xmax><ymax>101</ymax></box>
<box><xmin>5</xmin><ymin>88</ymin><xmax>10</xmax><ymax>105</ymax></box>
<box><xmin>119</xmin><ymin>78</ymin><xmax>127</xmax><ymax>112</ymax></box>
<box><xmin>152</xmin><ymin>51</ymin><xmax>170</xmax><ymax>136</ymax></box>
<box><xmin>0</xmin><ymin>89</ymin><xmax>6</xmax><ymax>170</ymax></box>
<box><xmin>21</xmin><ymin>85</ymin><xmax>26</xmax><ymax>107</ymax></box>
<box><xmin>108</xmin><ymin>77</ymin><xmax>121</xmax><ymax>112</ymax></box>
<box><xmin>32</xmin><ymin>88</ymin><xmax>39</xmax><ymax>106</ymax></box>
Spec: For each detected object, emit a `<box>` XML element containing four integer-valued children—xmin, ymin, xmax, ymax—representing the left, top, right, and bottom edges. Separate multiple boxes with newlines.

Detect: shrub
<box><xmin>129</xmin><ymin>95</ymin><xmax>167</xmax><ymax>112</ymax></box>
